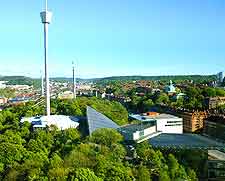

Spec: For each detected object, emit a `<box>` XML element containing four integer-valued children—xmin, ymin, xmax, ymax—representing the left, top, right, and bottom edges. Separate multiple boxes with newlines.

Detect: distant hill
<box><xmin>0</xmin><ymin>76</ymin><xmax>34</xmax><ymax>85</ymax></box>
<box><xmin>93</xmin><ymin>75</ymin><xmax>217</xmax><ymax>83</ymax></box>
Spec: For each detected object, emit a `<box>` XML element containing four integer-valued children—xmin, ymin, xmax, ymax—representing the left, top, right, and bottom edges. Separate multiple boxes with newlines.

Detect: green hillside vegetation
<box><xmin>94</xmin><ymin>75</ymin><xmax>216</xmax><ymax>84</ymax></box>
<box><xmin>0</xmin><ymin>98</ymin><xmax>197</xmax><ymax>180</ymax></box>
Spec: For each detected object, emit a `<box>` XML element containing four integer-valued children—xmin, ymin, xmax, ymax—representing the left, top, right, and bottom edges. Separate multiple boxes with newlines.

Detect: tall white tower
<box><xmin>40</xmin><ymin>0</ymin><xmax>52</xmax><ymax>116</ymax></box>
<box><xmin>41</xmin><ymin>70</ymin><xmax>44</xmax><ymax>96</ymax></box>
<box><xmin>72</xmin><ymin>61</ymin><xmax>77</xmax><ymax>99</ymax></box>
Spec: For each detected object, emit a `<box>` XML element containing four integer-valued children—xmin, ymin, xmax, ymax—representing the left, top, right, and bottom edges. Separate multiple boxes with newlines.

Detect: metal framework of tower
<box><xmin>40</xmin><ymin>0</ymin><xmax>52</xmax><ymax>116</ymax></box>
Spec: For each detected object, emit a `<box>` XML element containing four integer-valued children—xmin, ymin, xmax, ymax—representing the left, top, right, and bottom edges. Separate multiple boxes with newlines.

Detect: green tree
<box><xmin>137</xmin><ymin>165</ymin><xmax>151</xmax><ymax>181</ymax></box>
<box><xmin>70</xmin><ymin>168</ymin><xmax>103</xmax><ymax>181</ymax></box>
<box><xmin>90</xmin><ymin>128</ymin><xmax>123</xmax><ymax>147</ymax></box>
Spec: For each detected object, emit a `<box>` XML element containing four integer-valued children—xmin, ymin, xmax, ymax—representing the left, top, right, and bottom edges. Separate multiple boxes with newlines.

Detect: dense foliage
<box><xmin>51</xmin><ymin>97</ymin><xmax>129</xmax><ymax>126</ymax></box>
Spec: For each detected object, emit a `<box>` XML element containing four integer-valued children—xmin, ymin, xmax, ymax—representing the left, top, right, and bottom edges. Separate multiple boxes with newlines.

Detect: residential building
<box><xmin>178</xmin><ymin>111</ymin><xmax>207</xmax><ymax>132</ymax></box>
<box><xmin>130</xmin><ymin>112</ymin><xmax>183</xmax><ymax>134</ymax></box>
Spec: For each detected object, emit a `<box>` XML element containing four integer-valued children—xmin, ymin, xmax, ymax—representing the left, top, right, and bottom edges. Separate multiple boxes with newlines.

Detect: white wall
<box><xmin>133</xmin><ymin>126</ymin><xmax>157</xmax><ymax>140</ymax></box>
<box><xmin>156</xmin><ymin>118</ymin><xmax>183</xmax><ymax>134</ymax></box>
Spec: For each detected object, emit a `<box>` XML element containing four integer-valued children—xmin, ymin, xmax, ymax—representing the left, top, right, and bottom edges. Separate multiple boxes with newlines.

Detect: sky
<box><xmin>1</xmin><ymin>0</ymin><xmax>225</xmax><ymax>78</ymax></box>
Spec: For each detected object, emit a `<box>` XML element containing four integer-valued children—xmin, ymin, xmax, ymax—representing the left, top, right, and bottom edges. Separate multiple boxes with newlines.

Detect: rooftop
<box><xmin>87</xmin><ymin>106</ymin><xmax>119</xmax><ymax>134</ymax></box>
<box><xmin>130</xmin><ymin>112</ymin><xmax>181</xmax><ymax>122</ymax></box>
<box><xmin>149</xmin><ymin>133</ymin><xmax>225</xmax><ymax>150</ymax></box>
<box><xmin>21</xmin><ymin>115</ymin><xmax>79</xmax><ymax>130</ymax></box>
<box><xmin>119</xmin><ymin>121</ymin><xmax>156</xmax><ymax>132</ymax></box>
<box><xmin>208</xmin><ymin>150</ymin><xmax>225</xmax><ymax>160</ymax></box>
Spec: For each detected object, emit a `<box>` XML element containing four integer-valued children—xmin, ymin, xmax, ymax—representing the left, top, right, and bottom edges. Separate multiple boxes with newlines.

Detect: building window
<box><xmin>165</xmin><ymin>124</ymin><xmax>182</xmax><ymax>126</ymax></box>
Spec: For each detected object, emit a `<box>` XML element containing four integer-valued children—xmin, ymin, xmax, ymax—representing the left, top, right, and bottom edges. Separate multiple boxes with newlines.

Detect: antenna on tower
<box><xmin>72</xmin><ymin>61</ymin><xmax>77</xmax><ymax>99</ymax></box>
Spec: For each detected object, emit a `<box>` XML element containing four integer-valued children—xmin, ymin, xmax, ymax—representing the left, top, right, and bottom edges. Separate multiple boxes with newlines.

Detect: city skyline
<box><xmin>1</xmin><ymin>0</ymin><xmax>225</xmax><ymax>78</ymax></box>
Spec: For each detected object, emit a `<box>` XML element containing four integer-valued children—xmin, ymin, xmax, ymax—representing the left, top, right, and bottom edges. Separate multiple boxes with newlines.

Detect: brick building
<box><xmin>178</xmin><ymin>111</ymin><xmax>207</xmax><ymax>132</ymax></box>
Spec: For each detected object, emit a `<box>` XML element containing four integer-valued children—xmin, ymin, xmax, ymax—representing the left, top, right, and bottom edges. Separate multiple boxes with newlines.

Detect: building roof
<box><xmin>119</xmin><ymin>121</ymin><xmax>156</xmax><ymax>133</ymax></box>
<box><xmin>208</xmin><ymin>150</ymin><xmax>225</xmax><ymax>160</ymax></box>
<box><xmin>130</xmin><ymin>113</ymin><xmax>181</xmax><ymax>122</ymax></box>
<box><xmin>149</xmin><ymin>133</ymin><xmax>225</xmax><ymax>149</ymax></box>
<box><xmin>21</xmin><ymin>115</ymin><xmax>79</xmax><ymax>130</ymax></box>
<box><xmin>86</xmin><ymin>106</ymin><xmax>120</xmax><ymax>134</ymax></box>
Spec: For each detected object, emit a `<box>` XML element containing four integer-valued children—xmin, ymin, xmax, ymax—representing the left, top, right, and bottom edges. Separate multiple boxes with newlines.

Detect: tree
<box><xmin>159</xmin><ymin>171</ymin><xmax>170</xmax><ymax>181</ymax></box>
<box><xmin>137</xmin><ymin>165</ymin><xmax>151</xmax><ymax>181</ymax></box>
<box><xmin>70</xmin><ymin>168</ymin><xmax>103</xmax><ymax>181</ymax></box>
<box><xmin>202</xmin><ymin>87</ymin><xmax>216</xmax><ymax>97</ymax></box>
<box><xmin>156</xmin><ymin>93</ymin><xmax>169</xmax><ymax>105</ymax></box>
<box><xmin>89</xmin><ymin>128</ymin><xmax>123</xmax><ymax>147</ymax></box>
<box><xmin>143</xmin><ymin>99</ymin><xmax>154</xmax><ymax>112</ymax></box>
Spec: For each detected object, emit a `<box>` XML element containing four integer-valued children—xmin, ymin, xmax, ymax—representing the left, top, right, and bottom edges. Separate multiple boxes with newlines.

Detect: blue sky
<box><xmin>1</xmin><ymin>0</ymin><xmax>225</xmax><ymax>78</ymax></box>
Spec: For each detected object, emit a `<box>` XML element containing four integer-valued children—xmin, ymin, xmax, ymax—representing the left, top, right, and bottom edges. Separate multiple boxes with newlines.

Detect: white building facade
<box><xmin>130</xmin><ymin>113</ymin><xmax>183</xmax><ymax>134</ymax></box>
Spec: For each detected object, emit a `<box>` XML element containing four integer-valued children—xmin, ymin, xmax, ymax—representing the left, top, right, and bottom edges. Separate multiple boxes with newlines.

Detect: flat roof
<box><xmin>119</xmin><ymin>121</ymin><xmax>156</xmax><ymax>132</ymax></box>
<box><xmin>21</xmin><ymin>115</ymin><xmax>79</xmax><ymax>130</ymax></box>
<box><xmin>130</xmin><ymin>113</ymin><xmax>181</xmax><ymax>122</ymax></box>
<box><xmin>149</xmin><ymin>133</ymin><xmax>225</xmax><ymax>149</ymax></box>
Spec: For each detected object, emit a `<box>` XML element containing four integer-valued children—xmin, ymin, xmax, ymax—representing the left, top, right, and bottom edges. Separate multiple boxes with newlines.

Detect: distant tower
<box><xmin>40</xmin><ymin>0</ymin><xmax>52</xmax><ymax>116</ymax></box>
<box><xmin>72</xmin><ymin>61</ymin><xmax>77</xmax><ymax>99</ymax></box>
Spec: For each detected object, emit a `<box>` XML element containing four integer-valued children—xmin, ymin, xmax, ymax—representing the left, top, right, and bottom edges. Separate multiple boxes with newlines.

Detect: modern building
<box><xmin>86</xmin><ymin>106</ymin><xmax>120</xmax><ymax>134</ymax></box>
<box><xmin>130</xmin><ymin>112</ymin><xmax>183</xmax><ymax>134</ymax></box>
<box><xmin>217</xmin><ymin>72</ymin><xmax>225</xmax><ymax>83</ymax></box>
<box><xmin>178</xmin><ymin>111</ymin><xmax>207</xmax><ymax>132</ymax></box>
<box><xmin>203</xmin><ymin>115</ymin><xmax>225</xmax><ymax>142</ymax></box>
<box><xmin>21</xmin><ymin>115</ymin><xmax>79</xmax><ymax>130</ymax></box>
<box><xmin>118</xmin><ymin>121</ymin><xmax>161</xmax><ymax>143</ymax></box>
